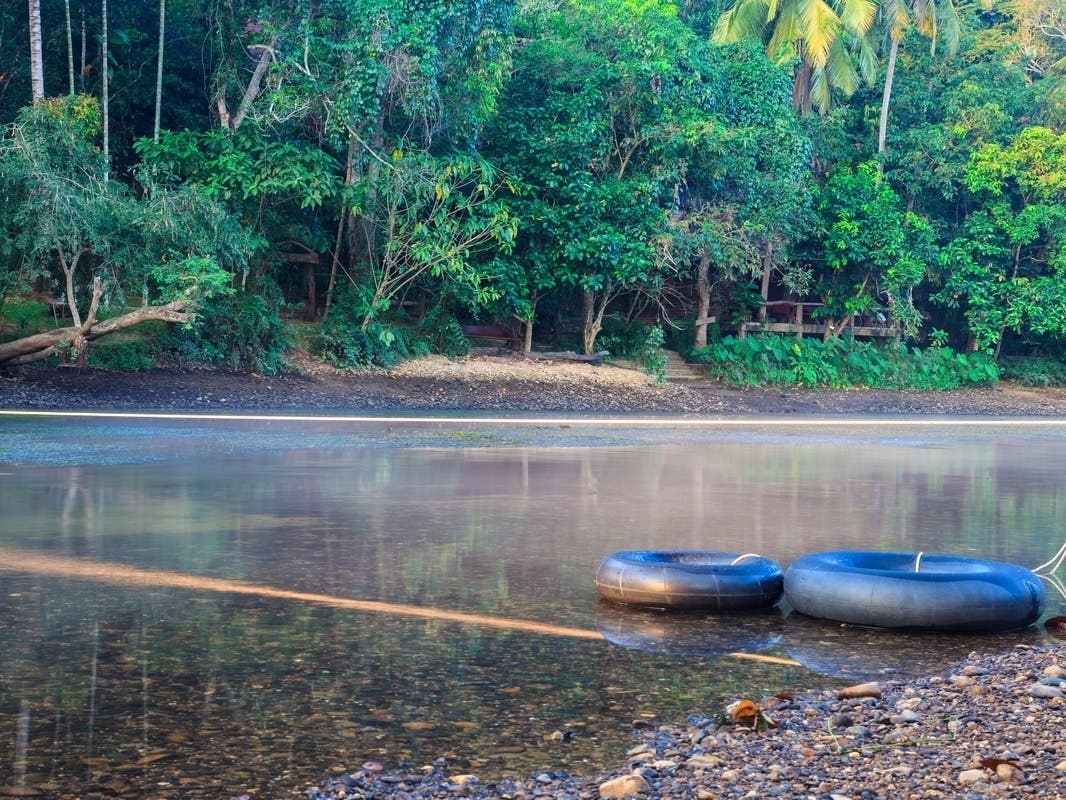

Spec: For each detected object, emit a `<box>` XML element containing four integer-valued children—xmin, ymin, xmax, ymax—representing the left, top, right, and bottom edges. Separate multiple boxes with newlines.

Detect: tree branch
<box><xmin>0</xmin><ymin>300</ymin><xmax>191</xmax><ymax>368</ymax></box>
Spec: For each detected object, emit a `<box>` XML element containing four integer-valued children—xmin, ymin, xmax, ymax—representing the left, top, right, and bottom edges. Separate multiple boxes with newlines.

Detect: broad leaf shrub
<box><xmin>420</xmin><ymin>305</ymin><xmax>471</xmax><ymax>359</ymax></box>
<box><xmin>998</xmin><ymin>357</ymin><xmax>1066</xmax><ymax>387</ymax></box>
<box><xmin>159</xmin><ymin>279</ymin><xmax>291</xmax><ymax>374</ymax></box>
<box><xmin>637</xmin><ymin>325</ymin><xmax>668</xmax><ymax>384</ymax></box>
<box><xmin>317</xmin><ymin>288</ymin><xmax>430</xmax><ymax>368</ymax></box>
<box><xmin>691</xmin><ymin>336</ymin><xmax>998</xmax><ymax>390</ymax></box>
<box><xmin>88</xmin><ymin>340</ymin><xmax>155</xmax><ymax>371</ymax></box>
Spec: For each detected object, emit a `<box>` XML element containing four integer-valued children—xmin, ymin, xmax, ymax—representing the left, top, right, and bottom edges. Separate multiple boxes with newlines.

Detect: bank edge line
<box><xmin>3</xmin><ymin>409</ymin><xmax>1066</xmax><ymax>427</ymax></box>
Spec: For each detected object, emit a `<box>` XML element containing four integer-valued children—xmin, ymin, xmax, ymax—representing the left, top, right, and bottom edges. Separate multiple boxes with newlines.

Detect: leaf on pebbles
<box><xmin>1045</xmin><ymin>616</ymin><xmax>1066</xmax><ymax>639</ymax></box>
<box><xmin>726</xmin><ymin>699</ymin><xmax>777</xmax><ymax>730</ymax></box>
<box><xmin>978</xmin><ymin>759</ymin><xmax>1025</xmax><ymax>784</ymax></box>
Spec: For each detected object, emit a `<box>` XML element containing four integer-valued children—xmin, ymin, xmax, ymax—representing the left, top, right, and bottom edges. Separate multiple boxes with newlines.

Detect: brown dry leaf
<box><xmin>725</xmin><ymin>699</ymin><xmax>777</xmax><ymax>730</ymax></box>
<box><xmin>1045</xmin><ymin>616</ymin><xmax>1066</xmax><ymax>640</ymax></box>
<box><xmin>979</xmin><ymin>758</ymin><xmax>1016</xmax><ymax>770</ymax></box>
<box><xmin>730</xmin><ymin>699</ymin><xmax>761</xmax><ymax>727</ymax></box>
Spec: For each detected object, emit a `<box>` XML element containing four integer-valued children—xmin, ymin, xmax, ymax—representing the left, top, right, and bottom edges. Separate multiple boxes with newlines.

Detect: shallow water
<box><xmin>1</xmin><ymin>413</ymin><xmax>1065</xmax><ymax>797</ymax></box>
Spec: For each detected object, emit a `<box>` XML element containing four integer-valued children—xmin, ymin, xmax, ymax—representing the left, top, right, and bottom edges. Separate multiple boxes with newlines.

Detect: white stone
<box><xmin>685</xmin><ymin>754</ymin><xmax>724</xmax><ymax>769</ymax></box>
<box><xmin>598</xmin><ymin>774</ymin><xmax>647</xmax><ymax>799</ymax></box>
<box><xmin>1030</xmin><ymin>683</ymin><xmax>1065</xmax><ymax>699</ymax></box>
<box><xmin>958</xmin><ymin>769</ymin><xmax>986</xmax><ymax>785</ymax></box>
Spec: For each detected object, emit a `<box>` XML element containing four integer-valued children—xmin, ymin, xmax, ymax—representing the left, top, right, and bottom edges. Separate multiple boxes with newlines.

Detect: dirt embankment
<box><xmin>4</xmin><ymin>353</ymin><xmax>1066</xmax><ymax>416</ymax></box>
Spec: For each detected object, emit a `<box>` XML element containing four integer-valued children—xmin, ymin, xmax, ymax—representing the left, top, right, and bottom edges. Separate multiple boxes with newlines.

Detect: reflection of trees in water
<box><xmin>9</xmin><ymin>440</ymin><xmax>1066</xmax><ymax>632</ymax></box>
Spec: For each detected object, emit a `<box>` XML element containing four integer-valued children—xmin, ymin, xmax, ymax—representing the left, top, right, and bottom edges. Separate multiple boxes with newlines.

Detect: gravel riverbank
<box><xmin>5</xmin><ymin>353</ymin><xmax>1066</xmax><ymax>416</ymax></box>
<box><xmin>310</xmin><ymin>643</ymin><xmax>1066</xmax><ymax>800</ymax></box>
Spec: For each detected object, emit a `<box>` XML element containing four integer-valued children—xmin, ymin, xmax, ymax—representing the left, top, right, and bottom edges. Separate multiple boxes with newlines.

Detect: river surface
<box><xmin>1</xmin><ymin>412</ymin><xmax>1065</xmax><ymax>798</ymax></box>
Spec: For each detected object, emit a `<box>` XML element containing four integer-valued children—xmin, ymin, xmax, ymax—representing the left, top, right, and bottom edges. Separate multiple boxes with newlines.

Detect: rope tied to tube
<box><xmin>1034</xmin><ymin>541</ymin><xmax>1066</xmax><ymax>575</ymax></box>
<box><xmin>914</xmin><ymin>552</ymin><xmax>924</xmax><ymax>573</ymax></box>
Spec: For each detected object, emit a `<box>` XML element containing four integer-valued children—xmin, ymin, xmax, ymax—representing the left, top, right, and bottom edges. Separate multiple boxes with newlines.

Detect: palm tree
<box><xmin>877</xmin><ymin>0</ymin><xmax>962</xmax><ymax>154</ymax></box>
<box><xmin>712</xmin><ymin>0</ymin><xmax>879</xmax><ymax>114</ymax></box>
<box><xmin>28</xmin><ymin>0</ymin><xmax>45</xmax><ymax>102</ymax></box>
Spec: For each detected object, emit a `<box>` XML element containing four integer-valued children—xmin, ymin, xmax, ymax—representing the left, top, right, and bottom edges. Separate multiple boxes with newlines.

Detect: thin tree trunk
<box><xmin>28</xmin><ymin>0</ymin><xmax>45</xmax><ymax>102</ymax></box>
<box><xmin>64</xmin><ymin>0</ymin><xmax>75</xmax><ymax>94</ymax></box>
<box><xmin>80</xmin><ymin>9</ymin><xmax>86</xmax><ymax>92</ymax></box>
<box><xmin>758</xmin><ymin>239</ymin><xmax>773</xmax><ymax>320</ymax></box>
<box><xmin>153</xmin><ymin>0</ymin><xmax>165</xmax><ymax>141</ymax></box>
<box><xmin>324</xmin><ymin>136</ymin><xmax>357</xmax><ymax>320</ymax></box>
<box><xmin>101</xmin><ymin>0</ymin><xmax>109</xmax><ymax>175</ymax></box>
<box><xmin>694</xmin><ymin>255</ymin><xmax>711</xmax><ymax>349</ymax></box>
<box><xmin>878</xmin><ymin>36</ymin><xmax>900</xmax><ymax>155</ymax></box>
<box><xmin>522</xmin><ymin>289</ymin><xmax>538</xmax><ymax>354</ymax></box>
<box><xmin>581</xmin><ymin>290</ymin><xmax>597</xmax><ymax>355</ymax></box>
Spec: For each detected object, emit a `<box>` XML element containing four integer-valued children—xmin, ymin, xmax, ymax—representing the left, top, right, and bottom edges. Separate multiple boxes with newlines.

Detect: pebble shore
<box><xmin>5</xmin><ymin>354</ymin><xmax>1066</xmax><ymax>416</ymax></box>
<box><xmin>310</xmin><ymin>643</ymin><xmax>1066</xmax><ymax>800</ymax></box>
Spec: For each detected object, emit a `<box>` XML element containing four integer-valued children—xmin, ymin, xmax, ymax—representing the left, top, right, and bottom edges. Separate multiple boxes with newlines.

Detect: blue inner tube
<box><xmin>594</xmin><ymin>550</ymin><xmax>784</xmax><ymax>611</ymax></box>
<box><xmin>784</xmin><ymin>550</ymin><xmax>1047</xmax><ymax>633</ymax></box>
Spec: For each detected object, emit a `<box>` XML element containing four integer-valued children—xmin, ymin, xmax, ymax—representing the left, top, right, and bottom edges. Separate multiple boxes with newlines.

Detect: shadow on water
<box><xmin>595</xmin><ymin>601</ymin><xmax>785</xmax><ymax>658</ymax></box>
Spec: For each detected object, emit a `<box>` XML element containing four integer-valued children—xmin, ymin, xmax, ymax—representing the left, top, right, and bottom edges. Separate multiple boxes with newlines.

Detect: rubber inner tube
<box><xmin>784</xmin><ymin>550</ymin><xmax>1047</xmax><ymax>633</ymax></box>
<box><xmin>594</xmin><ymin>550</ymin><xmax>783</xmax><ymax>611</ymax></box>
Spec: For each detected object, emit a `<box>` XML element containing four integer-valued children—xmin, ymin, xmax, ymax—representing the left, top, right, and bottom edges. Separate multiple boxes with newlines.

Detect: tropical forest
<box><xmin>2</xmin><ymin>0</ymin><xmax>1065</xmax><ymax>390</ymax></box>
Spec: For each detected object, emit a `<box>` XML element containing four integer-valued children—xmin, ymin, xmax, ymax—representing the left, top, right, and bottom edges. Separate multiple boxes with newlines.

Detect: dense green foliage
<box><xmin>3</xmin><ymin>0</ymin><xmax>1066</xmax><ymax>383</ymax></box>
<box><xmin>694</xmin><ymin>335</ymin><xmax>999</xmax><ymax>389</ymax></box>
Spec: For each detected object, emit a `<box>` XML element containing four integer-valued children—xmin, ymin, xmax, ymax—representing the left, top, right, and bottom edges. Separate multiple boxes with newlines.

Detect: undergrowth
<box><xmin>690</xmin><ymin>336</ymin><xmax>999</xmax><ymax>390</ymax></box>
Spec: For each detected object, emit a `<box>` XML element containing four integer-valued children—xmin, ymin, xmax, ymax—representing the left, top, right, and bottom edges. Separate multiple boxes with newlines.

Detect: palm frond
<box><xmin>937</xmin><ymin>0</ymin><xmax>962</xmax><ymax>56</ymax></box>
<box><xmin>810</xmin><ymin>65</ymin><xmax>832</xmax><ymax>113</ymax></box>
<box><xmin>825</xmin><ymin>36</ymin><xmax>861</xmax><ymax>95</ymax></box>
<box><xmin>800</xmin><ymin>0</ymin><xmax>843</xmax><ymax>68</ymax></box>
<box><xmin>711</xmin><ymin>0</ymin><xmax>774</xmax><ymax>44</ymax></box>
<box><xmin>835</xmin><ymin>0</ymin><xmax>877</xmax><ymax>36</ymax></box>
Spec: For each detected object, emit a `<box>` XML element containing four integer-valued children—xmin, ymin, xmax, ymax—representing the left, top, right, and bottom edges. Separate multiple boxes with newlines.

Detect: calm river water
<box><xmin>1</xmin><ymin>413</ymin><xmax>1065</xmax><ymax>798</ymax></box>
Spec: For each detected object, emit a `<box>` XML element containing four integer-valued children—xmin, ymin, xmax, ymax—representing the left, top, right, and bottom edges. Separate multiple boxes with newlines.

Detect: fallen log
<box><xmin>521</xmin><ymin>350</ymin><xmax>609</xmax><ymax>364</ymax></box>
<box><xmin>0</xmin><ymin>300</ymin><xmax>190</xmax><ymax>367</ymax></box>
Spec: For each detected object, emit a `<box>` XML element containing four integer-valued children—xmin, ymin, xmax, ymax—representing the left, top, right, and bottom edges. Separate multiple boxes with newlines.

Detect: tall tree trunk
<box><xmin>877</xmin><ymin>36</ymin><xmax>900</xmax><ymax>155</ymax></box>
<box><xmin>791</xmin><ymin>61</ymin><xmax>812</xmax><ymax>116</ymax></box>
<box><xmin>64</xmin><ymin>0</ymin><xmax>75</xmax><ymax>94</ymax></box>
<box><xmin>758</xmin><ymin>239</ymin><xmax>773</xmax><ymax>320</ymax></box>
<box><xmin>581</xmin><ymin>290</ymin><xmax>598</xmax><ymax>355</ymax></box>
<box><xmin>521</xmin><ymin>289</ymin><xmax>539</xmax><ymax>354</ymax></box>
<box><xmin>694</xmin><ymin>254</ymin><xmax>711</xmax><ymax>349</ymax></box>
<box><xmin>28</xmin><ymin>0</ymin><xmax>45</xmax><ymax>102</ymax></box>
<box><xmin>80</xmin><ymin>9</ymin><xmax>86</xmax><ymax>92</ymax></box>
<box><xmin>153</xmin><ymin>0</ymin><xmax>165</xmax><ymax>141</ymax></box>
<box><xmin>101</xmin><ymin>0</ymin><xmax>109</xmax><ymax>175</ymax></box>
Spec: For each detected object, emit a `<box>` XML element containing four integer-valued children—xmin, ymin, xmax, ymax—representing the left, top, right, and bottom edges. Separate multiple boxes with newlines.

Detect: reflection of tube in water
<box><xmin>595</xmin><ymin>600</ymin><xmax>784</xmax><ymax>657</ymax></box>
<box><xmin>782</xmin><ymin>612</ymin><xmax>1043</xmax><ymax>681</ymax></box>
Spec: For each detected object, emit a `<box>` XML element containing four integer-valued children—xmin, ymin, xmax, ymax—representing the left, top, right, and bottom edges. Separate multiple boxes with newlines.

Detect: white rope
<box><xmin>914</xmin><ymin>552</ymin><xmax>924</xmax><ymax>573</ymax></box>
<box><xmin>731</xmin><ymin>553</ymin><xmax>763</xmax><ymax>565</ymax></box>
<box><xmin>1039</xmin><ymin>571</ymin><xmax>1066</xmax><ymax>603</ymax></box>
<box><xmin>1033</xmin><ymin>540</ymin><xmax>1066</xmax><ymax>575</ymax></box>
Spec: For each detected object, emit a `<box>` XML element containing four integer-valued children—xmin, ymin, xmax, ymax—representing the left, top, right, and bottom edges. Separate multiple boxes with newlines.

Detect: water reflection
<box><xmin>780</xmin><ymin>613</ymin><xmax>1045</xmax><ymax>680</ymax></box>
<box><xmin>595</xmin><ymin>602</ymin><xmax>785</xmax><ymax>658</ymax></box>
<box><xmin>1</xmin><ymin>417</ymin><xmax>1066</xmax><ymax>798</ymax></box>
